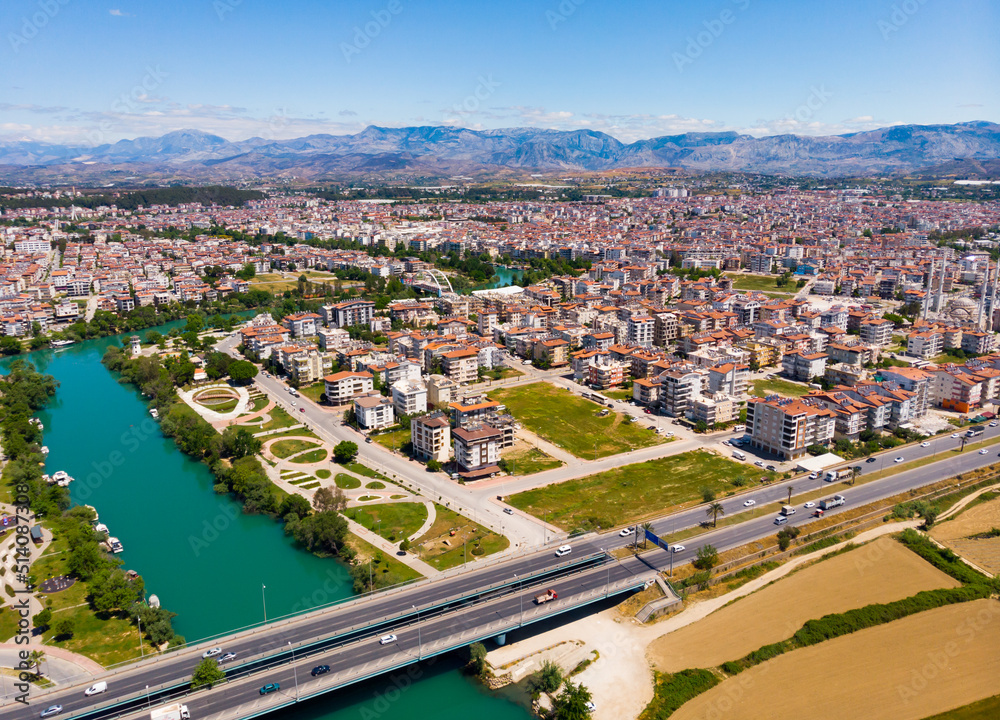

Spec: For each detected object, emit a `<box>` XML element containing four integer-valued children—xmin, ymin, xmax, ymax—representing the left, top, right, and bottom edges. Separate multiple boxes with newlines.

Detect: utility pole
<box><xmin>289</xmin><ymin>642</ymin><xmax>298</xmax><ymax>700</ymax></box>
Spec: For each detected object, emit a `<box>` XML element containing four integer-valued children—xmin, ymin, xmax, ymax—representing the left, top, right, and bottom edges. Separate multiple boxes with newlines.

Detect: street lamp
<box><xmin>289</xmin><ymin>642</ymin><xmax>298</xmax><ymax>700</ymax></box>
<box><xmin>137</xmin><ymin>614</ymin><xmax>144</xmax><ymax>658</ymax></box>
<box><xmin>145</xmin><ymin>685</ymin><xmax>150</xmax><ymax>709</ymax></box>
<box><xmin>412</xmin><ymin>604</ymin><xmax>421</xmax><ymax>660</ymax></box>
<box><xmin>261</xmin><ymin>583</ymin><xmax>267</xmax><ymax>624</ymax></box>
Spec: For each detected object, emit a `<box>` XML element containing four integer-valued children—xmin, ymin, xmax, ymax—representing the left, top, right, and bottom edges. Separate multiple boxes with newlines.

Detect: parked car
<box><xmin>202</xmin><ymin>648</ymin><xmax>222</xmax><ymax>659</ymax></box>
<box><xmin>259</xmin><ymin>683</ymin><xmax>280</xmax><ymax>695</ymax></box>
<box><xmin>311</xmin><ymin>665</ymin><xmax>330</xmax><ymax>677</ymax></box>
<box><xmin>379</xmin><ymin>634</ymin><xmax>398</xmax><ymax>645</ymax></box>
<box><xmin>754</xmin><ymin>460</ymin><xmax>765</xmax><ymax>468</ymax></box>
<box><xmin>721</xmin><ymin>440</ymin><xmax>730</xmax><ymax>446</ymax></box>
<box><xmin>766</xmin><ymin>464</ymin><xmax>776</xmax><ymax>471</ymax></box>
<box><xmin>40</xmin><ymin>706</ymin><xmax>63</xmax><ymax>718</ymax></box>
<box><xmin>990</xmin><ymin>421</ymin><xmax>998</xmax><ymax>427</ymax></box>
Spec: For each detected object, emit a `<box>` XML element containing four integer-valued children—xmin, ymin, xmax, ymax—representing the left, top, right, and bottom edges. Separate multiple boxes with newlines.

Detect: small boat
<box><xmin>50</xmin><ymin>340</ymin><xmax>74</xmax><ymax>348</ymax></box>
<box><xmin>52</xmin><ymin>470</ymin><xmax>68</xmax><ymax>483</ymax></box>
<box><xmin>107</xmin><ymin>537</ymin><xmax>123</xmax><ymax>553</ymax></box>
<box><xmin>40</xmin><ymin>446</ymin><xmax>49</xmax><ymax>455</ymax></box>
<box><xmin>94</xmin><ymin>523</ymin><xmax>109</xmax><ymax>536</ymax></box>
<box><xmin>56</xmin><ymin>476</ymin><xmax>74</xmax><ymax>487</ymax></box>
<box><xmin>149</xmin><ymin>408</ymin><xmax>159</xmax><ymax>419</ymax></box>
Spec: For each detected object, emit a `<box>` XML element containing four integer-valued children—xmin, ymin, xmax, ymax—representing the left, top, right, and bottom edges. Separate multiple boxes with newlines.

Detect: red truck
<box><xmin>534</xmin><ymin>589</ymin><xmax>558</xmax><ymax>605</ymax></box>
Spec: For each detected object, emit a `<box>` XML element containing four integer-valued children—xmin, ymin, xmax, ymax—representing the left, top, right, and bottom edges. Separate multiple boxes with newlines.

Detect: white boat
<box><xmin>56</xmin><ymin>475</ymin><xmax>74</xmax><ymax>487</ymax></box>
<box><xmin>108</xmin><ymin>537</ymin><xmax>123</xmax><ymax>553</ymax></box>
<box><xmin>50</xmin><ymin>340</ymin><xmax>74</xmax><ymax>348</ymax></box>
<box><xmin>40</xmin><ymin>446</ymin><xmax>49</xmax><ymax>455</ymax></box>
<box><xmin>94</xmin><ymin>523</ymin><xmax>109</xmax><ymax>536</ymax></box>
<box><xmin>149</xmin><ymin>408</ymin><xmax>159</xmax><ymax>419</ymax></box>
<box><xmin>42</xmin><ymin>474</ymin><xmax>51</xmax><ymax>483</ymax></box>
<box><xmin>52</xmin><ymin>470</ymin><xmax>68</xmax><ymax>482</ymax></box>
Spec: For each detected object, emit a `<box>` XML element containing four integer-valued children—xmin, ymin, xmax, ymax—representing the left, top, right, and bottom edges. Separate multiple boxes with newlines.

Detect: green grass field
<box><xmin>489</xmin><ymin>383</ymin><xmax>663</xmax><ymax>458</ymax></box>
<box><xmin>509</xmin><ymin>450</ymin><xmax>765</xmax><ymax>532</ymax></box>
<box><xmin>335</xmin><ymin>474</ymin><xmax>361</xmax><ymax>489</ymax></box>
<box><xmin>315</xmin><ymin>469</ymin><xmax>331</xmax><ymax>479</ymax></box>
<box><xmin>504</xmin><ymin>447</ymin><xmax>564</xmax><ymax>476</ymax></box>
<box><xmin>604</xmin><ymin>388</ymin><xmax>633</xmax><ymax>401</ymax></box>
<box><xmin>298</xmin><ymin>383</ymin><xmax>325</xmax><ymax>403</ymax></box>
<box><xmin>725</xmin><ymin>273</ymin><xmax>793</xmax><ymax>293</ymax></box>
<box><xmin>259</xmin><ymin>406</ymin><xmax>299</xmax><ymax>432</ymax></box>
<box><xmin>751</xmin><ymin>377</ymin><xmax>811</xmax><ymax>398</ymax></box>
<box><xmin>290</xmin><ymin>448</ymin><xmax>328</xmax><ymax>464</ymax></box>
<box><xmin>344</xmin><ymin>502</ymin><xmax>428</xmax><ymax>543</ymax></box>
<box><xmin>373</xmin><ymin>427</ymin><xmax>411</xmax><ymax>453</ymax></box>
<box><xmin>269</xmin><ymin>438</ymin><xmax>319</xmax><ymax>459</ymax></box>
<box><xmin>344</xmin><ymin>533</ymin><xmax>423</xmax><ymax>587</ymax></box>
<box><xmin>933</xmin><ymin>353</ymin><xmax>967</xmax><ymax>365</ymax></box>
<box><xmin>412</xmin><ymin>505</ymin><xmax>509</xmax><ymax>570</ymax></box>
<box><xmin>920</xmin><ymin>696</ymin><xmax>1000</xmax><ymax>720</ymax></box>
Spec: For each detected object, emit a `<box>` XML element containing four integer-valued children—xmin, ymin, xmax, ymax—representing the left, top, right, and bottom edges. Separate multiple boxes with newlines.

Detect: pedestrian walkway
<box><xmin>407</xmin><ymin>502</ymin><xmax>437</xmax><ymax>542</ymax></box>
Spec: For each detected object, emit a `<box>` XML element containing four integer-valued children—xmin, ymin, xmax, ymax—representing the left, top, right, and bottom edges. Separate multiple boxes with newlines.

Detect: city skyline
<box><xmin>1</xmin><ymin>0</ymin><xmax>997</xmax><ymax>144</ymax></box>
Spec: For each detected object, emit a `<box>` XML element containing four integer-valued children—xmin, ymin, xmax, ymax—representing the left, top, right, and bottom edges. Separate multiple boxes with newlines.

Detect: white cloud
<box><xmin>109</xmin><ymin>9</ymin><xmax>131</xmax><ymax>17</ymax></box>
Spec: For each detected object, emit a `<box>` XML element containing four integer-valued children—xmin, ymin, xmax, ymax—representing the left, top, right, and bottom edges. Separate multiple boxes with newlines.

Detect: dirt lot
<box><xmin>931</xmin><ymin>495</ymin><xmax>1000</xmax><ymax>575</ymax></box>
<box><xmin>647</xmin><ymin>537</ymin><xmax>960</xmax><ymax>673</ymax></box>
<box><xmin>671</xmin><ymin>599</ymin><xmax>1000</xmax><ymax>720</ymax></box>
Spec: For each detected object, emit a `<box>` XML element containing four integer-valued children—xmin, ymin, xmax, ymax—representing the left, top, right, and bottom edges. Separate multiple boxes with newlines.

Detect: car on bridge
<box><xmin>259</xmin><ymin>683</ymin><xmax>280</xmax><ymax>695</ymax></box>
<box><xmin>40</xmin><ymin>706</ymin><xmax>63</xmax><ymax>718</ymax></box>
<box><xmin>311</xmin><ymin>665</ymin><xmax>330</xmax><ymax>676</ymax></box>
<box><xmin>217</xmin><ymin>652</ymin><xmax>237</xmax><ymax>663</ymax></box>
<box><xmin>84</xmin><ymin>682</ymin><xmax>107</xmax><ymax>697</ymax></box>
<box><xmin>379</xmin><ymin>634</ymin><xmax>398</xmax><ymax>645</ymax></box>
<box><xmin>202</xmin><ymin>647</ymin><xmax>222</xmax><ymax>659</ymax></box>
<box><xmin>555</xmin><ymin>545</ymin><xmax>572</xmax><ymax>557</ymax></box>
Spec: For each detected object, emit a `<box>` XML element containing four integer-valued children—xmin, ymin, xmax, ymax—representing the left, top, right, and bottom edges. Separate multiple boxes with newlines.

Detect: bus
<box><xmin>583</xmin><ymin>391</ymin><xmax>612</xmax><ymax>407</ymax></box>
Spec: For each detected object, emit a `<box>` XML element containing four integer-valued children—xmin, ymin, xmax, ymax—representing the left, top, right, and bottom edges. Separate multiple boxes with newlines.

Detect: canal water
<box><xmin>1</xmin><ymin>321</ymin><xmax>532</xmax><ymax>720</ymax></box>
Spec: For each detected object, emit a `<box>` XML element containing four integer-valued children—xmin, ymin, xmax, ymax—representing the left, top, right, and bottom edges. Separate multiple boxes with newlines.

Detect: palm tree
<box><xmin>28</xmin><ymin>650</ymin><xmax>45</xmax><ymax>677</ymax></box>
<box><xmin>641</xmin><ymin>522</ymin><xmax>653</xmax><ymax>548</ymax></box>
<box><xmin>786</xmin><ymin>485</ymin><xmax>794</xmax><ymax>505</ymax></box>
<box><xmin>706</xmin><ymin>502</ymin><xmax>725</xmax><ymax>527</ymax></box>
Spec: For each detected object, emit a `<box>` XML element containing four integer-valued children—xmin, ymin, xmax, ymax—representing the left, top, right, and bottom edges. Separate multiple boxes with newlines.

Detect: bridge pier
<box><xmin>494</xmin><ymin>634</ymin><xmax>507</xmax><ymax>646</ymax></box>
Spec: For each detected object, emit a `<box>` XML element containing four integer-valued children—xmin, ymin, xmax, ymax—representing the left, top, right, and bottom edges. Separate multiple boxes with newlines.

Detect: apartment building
<box><xmin>588</xmin><ymin>357</ymin><xmax>628</xmax><ymax>389</ymax></box>
<box><xmin>691</xmin><ymin>392</ymin><xmax>737</xmax><ymax>428</ymax></box>
<box><xmin>282</xmin><ymin>312</ymin><xmax>321</xmax><ymax>338</ymax></box>
<box><xmin>658</xmin><ymin>366</ymin><xmax>706</xmax><ymax>418</ymax></box>
<box><xmin>288</xmin><ymin>348</ymin><xmax>333</xmax><ymax>384</ymax></box>
<box><xmin>452</xmin><ymin>424</ymin><xmax>503</xmax><ymax>479</ymax></box>
<box><xmin>391</xmin><ymin>378</ymin><xmax>428</xmax><ymax>417</ymax></box>
<box><xmin>707</xmin><ymin>363</ymin><xmax>749</xmax><ymax>397</ymax></box>
<box><xmin>877</xmin><ymin>367</ymin><xmax>933</xmax><ymax>419</ymax></box>
<box><xmin>746</xmin><ymin>396</ymin><xmax>835</xmax><ymax>461</ymax></box>
<box><xmin>781</xmin><ymin>350</ymin><xmax>828</xmax><ymax>382</ymax></box>
<box><xmin>411</xmin><ymin>412</ymin><xmax>451</xmax><ymax>464</ymax></box>
<box><xmin>653</xmin><ymin>313</ymin><xmax>679</xmax><ymax>347</ymax></box>
<box><xmin>324</xmin><ymin>370</ymin><xmax>374</xmax><ymax>405</ymax></box>
<box><xmin>441</xmin><ymin>348</ymin><xmax>479</xmax><ymax>384</ymax></box>
<box><xmin>627</xmin><ymin>315</ymin><xmax>654</xmax><ymax>347</ymax></box>
<box><xmin>354</xmin><ymin>392</ymin><xmax>395</xmax><ymax>430</ymax></box>
<box><xmin>533</xmin><ymin>338</ymin><xmax>570</xmax><ymax>367</ymax></box>
<box><xmin>962</xmin><ymin>330</ymin><xmax>996</xmax><ymax>355</ymax></box>
<box><xmin>426</xmin><ymin>374</ymin><xmax>459</xmax><ymax>408</ymax></box>
<box><xmin>907</xmin><ymin>330</ymin><xmax>942</xmax><ymax>359</ymax></box>
<box><xmin>322</xmin><ymin>299</ymin><xmax>375</xmax><ymax>329</ymax></box>
<box><xmin>859</xmin><ymin>318</ymin><xmax>894</xmax><ymax>346</ymax></box>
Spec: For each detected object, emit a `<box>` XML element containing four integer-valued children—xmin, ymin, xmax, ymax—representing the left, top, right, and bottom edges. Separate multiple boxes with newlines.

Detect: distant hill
<box><xmin>0</xmin><ymin>121</ymin><xmax>997</xmax><ymax>182</ymax></box>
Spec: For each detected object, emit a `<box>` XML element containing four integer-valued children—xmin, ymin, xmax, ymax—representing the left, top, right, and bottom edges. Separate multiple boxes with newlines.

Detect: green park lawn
<box><xmin>751</xmin><ymin>377</ymin><xmax>811</xmax><ymax>398</ymax></box>
<box><xmin>290</xmin><ymin>448</ymin><xmax>328</xmax><ymax>464</ymax></box>
<box><xmin>412</xmin><ymin>505</ymin><xmax>509</xmax><ymax>570</ymax></box>
<box><xmin>373</xmin><ymin>427</ymin><xmax>411</xmax><ymax>454</ymax></box>
<box><xmin>489</xmin><ymin>383</ymin><xmax>662</xmax><ymax>458</ymax></box>
<box><xmin>298</xmin><ymin>383</ymin><xmax>325</xmax><ymax>403</ymax></box>
<box><xmin>508</xmin><ymin>450</ymin><xmax>765</xmax><ymax>532</ymax></box>
<box><xmin>933</xmin><ymin>353</ymin><xmax>967</xmax><ymax>365</ymax></box>
<box><xmin>269</xmin><ymin>438</ymin><xmax>320</xmax><ymax>459</ymax></box>
<box><xmin>315</xmin><ymin>469</ymin><xmax>331</xmax><ymax>479</ymax></box>
<box><xmin>259</xmin><ymin>406</ymin><xmax>299</xmax><ymax>432</ymax></box>
<box><xmin>344</xmin><ymin>533</ymin><xmax>423</xmax><ymax>588</ymax></box>
<box><xmin>344</xmin><ymin>502</ymin><xmax>428</xmax><ymax>543</ymax></box>
<box><xmin>335</xmin><ymin>474</ymin><xmax>361</xmax><ymax>489</ymax></box>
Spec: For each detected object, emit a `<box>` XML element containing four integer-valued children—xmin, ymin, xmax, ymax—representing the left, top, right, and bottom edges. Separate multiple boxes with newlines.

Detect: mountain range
<box><xmin>1</xmin><ymin>121</ymin><xmax>998</xmax><ymax>182</ymax></box>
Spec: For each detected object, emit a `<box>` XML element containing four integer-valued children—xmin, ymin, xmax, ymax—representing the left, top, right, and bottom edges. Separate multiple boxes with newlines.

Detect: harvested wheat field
<box><xmin>671</xmin><ymin>599</ymin><xmax>1000</xmax><ymax>720</ymax></box>
<box><xmin>648</xmin><ymin>537</ymin><xmax>960</xmax><ymax>672</ymax></box>
<box><xmin>931</xmin><ymin>495</ymin><xmax>1000</xmax><ymax>575</ymax></box>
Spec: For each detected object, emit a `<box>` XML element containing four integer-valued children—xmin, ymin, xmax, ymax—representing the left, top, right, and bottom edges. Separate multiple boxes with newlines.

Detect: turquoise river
<box><xmin>1</xmin><ymin>321</ymin><xmax>532</xmax><ymax>720</ymax></box>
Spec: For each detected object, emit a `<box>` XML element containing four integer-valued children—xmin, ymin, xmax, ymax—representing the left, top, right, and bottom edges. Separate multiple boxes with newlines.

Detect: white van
<box><xmin>84</xmin><ymin>681</ymin><xmax>108</xmax><ymax>696</ymax></box>
<box><xmin>732</xmin><ymin>425</ymin><xmax>746</xmax><ymax>433</ymax></box>
<box><xmin>732</xmin><ymin>450</ymin><xmax>746</xmax><ymax>461</ymax></box>
<box><xmin>555</xmin><ymin>545</ymin><xmax>572</xmax><ymax>557</ymax></box>
<box><xmin>773</xmin><ymin>515</ymin><xmax>788</xmax><ymax>526</ymax></box>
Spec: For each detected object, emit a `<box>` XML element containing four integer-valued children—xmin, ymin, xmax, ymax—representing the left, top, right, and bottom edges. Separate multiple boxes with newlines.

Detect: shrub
<box><xmin>640</xmin><ymin>669</ymin><xmax>720</xmax><ymax>720</ymax></box>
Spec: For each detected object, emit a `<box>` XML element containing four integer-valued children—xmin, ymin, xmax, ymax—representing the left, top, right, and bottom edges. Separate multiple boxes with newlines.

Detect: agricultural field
<box><xmin>671</xmin><ymin>599</ymin><xmax>1000</xmax><ymax>720</ymax></box>
<box><xmin>489</xmin><ymin>382</ymin><xmax>662</xmax><ymax>458</ymax></box>
<box><xmin>648</xmin><ymin>537</ymin><xmax>961</xmax><ymax>673</ymax></box>
<box><xmin>930</xmin><ymin>493</ymin><xmax>1000</xmax><ymax>575</ymax></box>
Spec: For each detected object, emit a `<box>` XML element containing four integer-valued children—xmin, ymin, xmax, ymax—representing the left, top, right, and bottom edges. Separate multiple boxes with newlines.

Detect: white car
<box><xmin>743</xmin><ymin>499</ymin><xmax>756</xmax><ymax>507</ymax></box>
<box><xmin>754</xmin><ymin>460</ymin><xmax>765</xmax><ymax>468</ymax></box>
<box><xmin>979</xmin><ymin>448</ymin><xmax>989</xmax><ymax>455</ymax></box>
<box><xmin>951</xmin><ymin>433</ymin><xmax>961</xmax><ymax>439</ymax></box>
<box><xmin>920</xmin><ymin>441</ymin><xmax>930</xmax><ymax>448</ymax></box>
<box><xmin>721</xmin><ymin>440</ymin><xmax>730</xmax><ymax>446</ymax></box>
<box><xmin>804</xmin><ymin>501</ymin><xmax>816</xmax><ymax>508</ymax></box>
<box><xmin>555</xmin><ymin>545</ymin><xmax>572</xmax><ymax>557</ymax></box>
<box><xmin>991</xmin><ymin>421</ymin><xmax>999</xmax><ymax>427</ymax></box>
<box><xmin>619</xmin><ymin>527</ymin><xmax>634</xmax><ymax>537</ymax></box>
<box><xmin>379</xmin><ymin>634</ymin><xmax>397</xmax><ymax>645</ymax></box>
<box><xmin>202</xmin><ymin>647</ymin><xmax>222</xmax><ymax>659</ymax></box>
<box><xmin>808</xmin><ymin>472</ymin><xmax>819</xmax><ymax>480</ymax></box>
<box><xmin>670</xmin><ymin>544</ymin><xmax>685</xmax><ymax>553</ymax></box>
<box><xmin>894</xmin><ymin>457</ymin><xmax>904</xmax><ymax>463</ymax></box>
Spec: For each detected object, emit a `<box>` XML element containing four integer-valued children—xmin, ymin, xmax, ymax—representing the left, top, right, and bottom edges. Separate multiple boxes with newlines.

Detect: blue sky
<box><xmin>1</xmin><ymin>0</ymin><xmax>996</xmax><ymax>143</ymax></box>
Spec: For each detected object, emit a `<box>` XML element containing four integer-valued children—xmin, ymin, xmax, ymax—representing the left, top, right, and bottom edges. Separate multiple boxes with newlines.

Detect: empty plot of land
<box><xmin>489</xmin><ymin>382</ymin><xmax>662</xmax><ymax>458</ymax></box>
<box><xmin>671</xmin><ymin>599</ymin><xmax>1000</xmax><ymax>720</ymax></box>
<box><xmin>930</xmin><ymin>494</ymin><xmax>1000</xmax><ymax>575</ymax></box>
<box><xmin>648</xmin><ymin>537</ymin><xmax>961</xmax><ymax>673</ymax></box>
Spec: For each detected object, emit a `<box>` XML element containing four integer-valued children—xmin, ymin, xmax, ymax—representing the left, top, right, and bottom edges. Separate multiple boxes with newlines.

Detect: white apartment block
<box><xmin>411</xmin><ymin>412</ymin><xmax>451</xmax><ymax>464</ymax></box>
<box><xmin>324</xmin><ymin>371</ymin><xmax>374</xmax><ymax>405</ymax></box>
<box><xmin>391</xmin><ymin>379</ymin><xmax>428</xmax><ymax>417</ymax></box>
<box><xmin>354</xmin><ymin>392</ymin><xmax>395</xmax><ymax>430</ymax></box>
